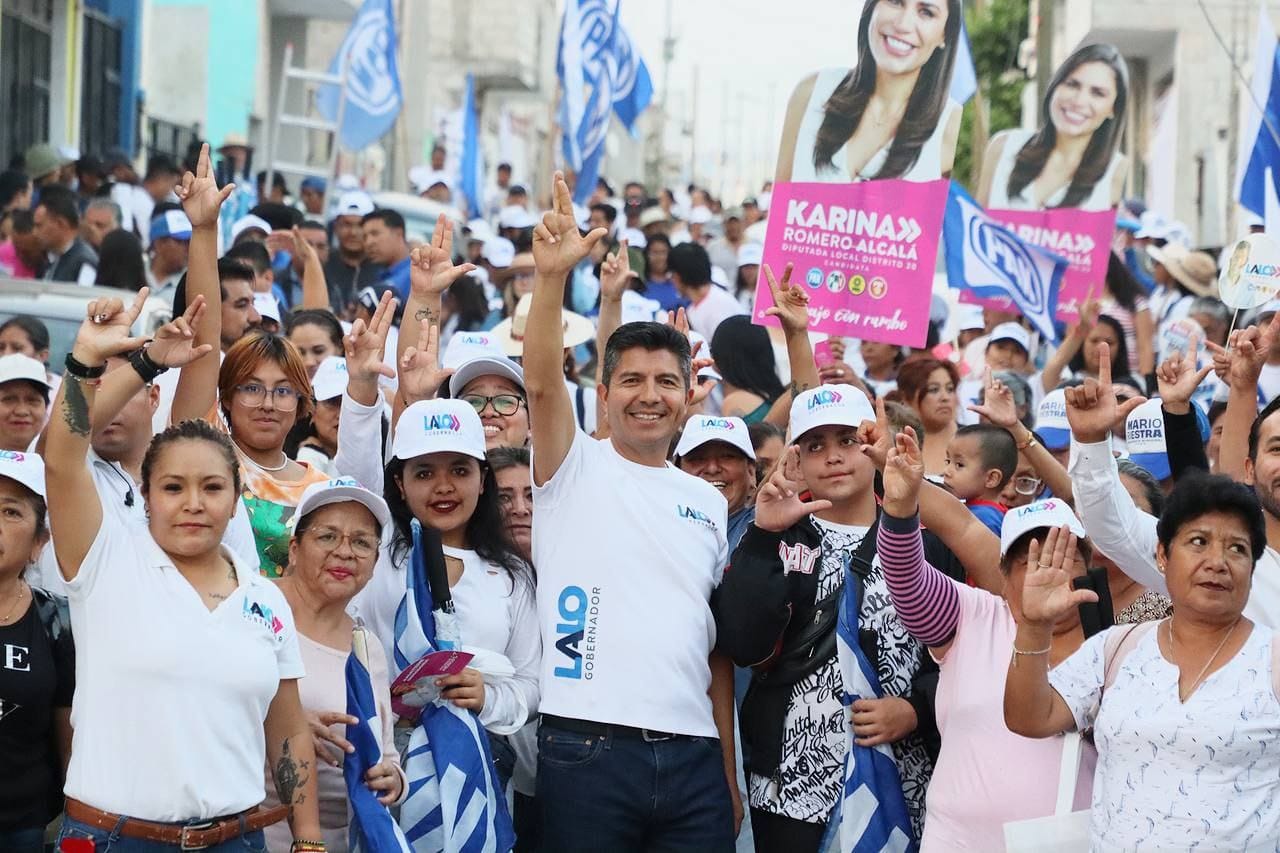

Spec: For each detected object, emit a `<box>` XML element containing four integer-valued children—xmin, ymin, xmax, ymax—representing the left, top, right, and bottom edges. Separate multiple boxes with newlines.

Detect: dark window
<box><xmin>80</xmin><ymin>7</ymin><xmax>122</xmax><ymax>157</ymax></box>
<box><xmin>0</xmin><ymin>0</ymin><xmax>55</xmax><ymax>169</ymax></box>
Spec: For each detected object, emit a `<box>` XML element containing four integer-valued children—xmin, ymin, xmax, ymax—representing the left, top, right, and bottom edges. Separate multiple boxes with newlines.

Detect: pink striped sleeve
<box><xmin>878</xmin><ymin>512</ymin><xmax>961</xmax><ymax>647</ymax></box>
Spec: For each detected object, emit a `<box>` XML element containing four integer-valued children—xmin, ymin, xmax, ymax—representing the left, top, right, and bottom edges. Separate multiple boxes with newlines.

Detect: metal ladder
<box><xmin>262</xmin><ymin>42</ymin><xmax>347</xmax><ymax>216</ymax></box>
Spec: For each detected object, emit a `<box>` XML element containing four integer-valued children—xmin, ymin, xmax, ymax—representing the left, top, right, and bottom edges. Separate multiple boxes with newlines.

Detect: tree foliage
<box><xmin>953</xmin><ymin>0</ymin><xmax>1032</xmax><ymax>190</ymax></box>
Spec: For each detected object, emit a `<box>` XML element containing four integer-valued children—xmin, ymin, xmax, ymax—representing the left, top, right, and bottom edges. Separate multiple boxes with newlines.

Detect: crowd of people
<box><xmin>1</xmin><ymin>130</ymin><xmax>1280</xmax><ymax>853</ymax></box>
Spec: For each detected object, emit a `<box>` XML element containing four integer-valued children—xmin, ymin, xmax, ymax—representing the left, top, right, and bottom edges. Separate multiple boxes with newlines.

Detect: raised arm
<box><xmin>1155</xmin><ymin>351</ymin><xmax>1212</xmax><ymax>479</ymax></box>
<box><xmin>46</xmin><ymin>293</ymin><xmax>213</xmax><ymax>577</ymax></box>
<box><xmin>1217</xmin><ymin>314</ymin><xmax>1280</xmax><ymax>480</ymax></box>
<box><xmin>526</xmin><ymin>173</ymin><xmax>607</xmax><ymax>485</ymax></box>
<box><xmin>171</xmin><ymin>143</ymin><xmax>234</xmax><ymax>424</ymax></box>
<box><xmin>1003</xmin><ymin>526</ymin><xmax>1096</xmax><ymax>738</ymax></box>
<box><xmin>879</xmin><ymin>428</ymin><xmax>962</xmax><ymax>657</ymax></box>
<box><xmin>292</xmin><ymin>227</ymin><xmax>330</xmax><ymax>310</ymax></box>
<box><xmin>759</xmin><ymin>263</ymin><xmax>820</xmax><ymax>428</ymax></box>
<box><xmin>1037</xmin><ymin>296</ymin><xmax>1098</xmax><ymax>396</ymax></box>
<box><xmin>592</xmin><ymin>240</ymin><xmax>636</xmax><ymax>441</ymax></box>
<box><xmin>336</xmin><ymin>290</ymin><xmax>398</xmax><ymax>491</ymax></box>
<box><xmin>1134</xmin><ymin>304</ymin><xmax>1155</xmax><ymax>377</ymax></box>
<box><xmin>397</xmin><ymin>214</ymin><xmax>476</xmax><ymax>407</ymax></box>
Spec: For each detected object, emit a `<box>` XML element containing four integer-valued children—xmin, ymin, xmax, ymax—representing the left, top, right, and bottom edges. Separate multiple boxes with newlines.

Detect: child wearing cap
<box><xmin>942</xmin><ymin>424</ymin><xmax>1017</xmax><ymax>536</ymax></box>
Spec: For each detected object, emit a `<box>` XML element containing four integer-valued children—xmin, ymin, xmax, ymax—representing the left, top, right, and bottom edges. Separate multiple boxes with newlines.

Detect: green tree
<box><xmin>953</xmin><ymin>0</ymin><xmax>1031</xmax><ymax>191</ymax></box>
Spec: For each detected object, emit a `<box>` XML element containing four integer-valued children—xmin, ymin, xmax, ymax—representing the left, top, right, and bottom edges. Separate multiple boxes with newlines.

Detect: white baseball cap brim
<box><xmin>0</xmin><ymin>449</ymin><xmax>45</xmax><ymax>499</ymax></box>
<box><xmin>392</xmin><ymin>399</ymin><xmax>488</xmax><ymax>462</ymax></box>
<box><xmin>0</xmin><ymin>354</ymin><xmax>51</xmax><ymax>390</ymax></box>
<box><xmin>311</xmin><ymin>356</ymin><xmax>350</xmax><ymax>402</ymax></box>
<box><xmin>1000</xmin><ymin>498</ymin><xmax>1086</xmax><ymax>557</ymax></box>
<box><xmin>447</xmin><ymin>354</ymin><xmax>526</xmax><ymax>399</ymax></box>
<box><xmin>989</xmin><ymin>322</ymin><xmax>1031</xmax><ymax>353</ymax></box>
<box><xmin>789</xmin><ymin>383</ymin><xmax>876</xmax><ymax>443</ymax></box>
<box><xmin>291</xmin><ymin>476</ymin><xmax>391</xmax><ymax>532</ymax></box>
<box><xmin>675</xmin><ymin>415</ymin><xmax>755</xmax><ymax>460</ymax></box>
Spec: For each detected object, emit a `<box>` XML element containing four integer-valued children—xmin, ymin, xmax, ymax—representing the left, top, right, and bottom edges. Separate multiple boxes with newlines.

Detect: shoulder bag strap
<box><xmin>1054</xmin><ymin>731</ymin><xmax>1083</xmax><ymax>816</ymax></box>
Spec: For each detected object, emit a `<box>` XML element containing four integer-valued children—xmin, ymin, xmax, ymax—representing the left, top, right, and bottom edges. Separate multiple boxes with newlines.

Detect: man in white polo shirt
<box><xmin>525</xmin><ymin>173</ymin><xmax>739</xmax><ymax>851</ymax></box>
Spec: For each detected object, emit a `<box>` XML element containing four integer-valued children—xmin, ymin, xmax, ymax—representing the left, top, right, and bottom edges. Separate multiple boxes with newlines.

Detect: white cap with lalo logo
<box><xmin>392</xmin><ymin>399</ymin><xmax>488</xmax><ymax>462</ymax></box>
<box><xmin>1000</xmin><ymin>498</ymin><xmax>1085</xmax><ymax>557</ymax></box>
<box><xmin>789</xmin><ymin>384</ymin><xmax>876</xmax><ymax>444</ymax></box>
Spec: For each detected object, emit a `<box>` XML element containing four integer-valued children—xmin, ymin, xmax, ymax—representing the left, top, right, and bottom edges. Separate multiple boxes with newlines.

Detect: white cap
<box><xmin>620</xmin><ymin>291</ymin><xmax>662</xmax><ymax>325</ymax></box>
<box><xmin>332</xmin><ymin>191</ymin><xmax>375</xmax><ymax>220</ymax></box>
<box><xmin>466</xmin><ymin>219</ymin><xmax>495</xmax><ymax>243</ymax></box>
<box><xmin>1035</xmin><ymin>389</ymin><xmax>1071</xmax><ymax>450</ymax></box>
<box><xmin>622</xmin><ymin>227</ymin><xmax>647</xmax><ymax>249</ymax></box>
<box><xmin>0</xmin><ymin>449</ymin><xmax>45</xmax><ymax>498</ymax></box>
<box><xmin>789</xmin><ymin>384</ymin><xmax>875</xmax><ymax>442</ymax></box>
<box><xmin>409</xmin><ymin>167</ymin><xmax>451</xmax><ymax>194</ymax></box>
<box><xmin>392</xmin><ymin>399</ymin><xmax>488</xmax><ymax>462</ymax></box>
<box><xmin>737</xmin><ymin>242</ymin><xmax>763</xmax><ymax>267</ymax></box>
<box><xmin>230</xmin><ymin>214</ymin><xmax>272</xmax><ymax>243</ymax></box>
<box><xmin>252</xmin><ymin>293</ymin><xmax>281</xmax><ymax>324</ymax></box>
<box><xmin>447</xmin><ymin>353</ymin><xmax>526</xmax><ymax>399</ymax></box>
<box><xmin>675</xmin><ymin>415</ymin><xmax>755</xmax><ymax>460</ymax></box>
<box><xmin>290</xmin><ymin>475</ymin><xmax>391</xmax><ymax>532</ymax></box>
<box><xmin>638</xmin><ymin>207</ymin><xmax>669</xmax><ymax>228</ymax></box>
<box><xmin>989</xmin><ymin>322</ymin><xmax>1031</xmax><ymax>353</ymax></box>
<box><xmin>482</xmin><ymin>237</ymin><xmax>516</xmax><ymax>268</ymax></box>
<box><xmin>955</xmin><ymin>303</ymin><xmax>986</xmax><ymax>332</ymax></box>
<box><xmin>311</xmin><ymin>356</ymin><xmax>350</xmax><ymax>401</ymax></box>
<box><xmin>1125</xmin><ymin>398</ymin><xmax>1171</xmax><ymax>480</ymax></box>
<box><xmin>443</xmin><ymin>330</ymin><xmax>505</xmax><ymax>370</ymax></box>
<box><xmin>0</xmin><ymin>354</ymin><xmax>50</xmax><ymax>390</ymax></box>
<box><xmin>688</xmin><ymin>205</ymin><xmax>713</xmax><ymax>225</ymax></box>
<box><xmin>1134</xmin><ymin>211</ymin><xmax>1170</xmax><ymax>240</ymax></box>
<box><xmin>999</xmin><ymin>498</ymin><xmax>1085</xmax><ymax>557</ymax></box>
<box><xmin>498</xmin><ymin>205</ymin><xmax>537</xmax><ymax>230</ymax></box>
<box><xmin>334</xmin><ymin>174</ymin><xmax>361</xmax><ymax>192</ymax></box>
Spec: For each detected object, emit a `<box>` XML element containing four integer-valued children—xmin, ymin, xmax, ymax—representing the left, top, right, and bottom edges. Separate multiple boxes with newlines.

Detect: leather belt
<box><xmin>541</xmin><ymin>713</ymin><xmax>687</xmax><ymax>743</ymax></box>
<box><xmin>66</xmin><ymin>798</ymin><xmax>290</xmax><ymax>850</ymax></box>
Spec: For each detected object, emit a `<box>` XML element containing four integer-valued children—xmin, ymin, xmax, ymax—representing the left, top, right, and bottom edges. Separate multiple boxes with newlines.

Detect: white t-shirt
<box><xmin>61</xmin><ymin>522</ymin><xmax>303</xmax><ymax>820</ymax></box>
<box><xmin>532</xmin><ymin>429</ymin><xmax>729</xmax><ymax>737</ymax></box>
<box><xmin>1050</xmin><ymin>624</ymin><xmax>1280</xmax><ymax>849</ymax></box>
<box><xmin>351</xmin><ymin>545</ymin><xmax>540</xmax><ymax>736</ymax></box>
<box><xmin>687</xmin><ymin>284</ymin><xmax>747</xmax><ymax>342</ymax></box>
<box><xmin>35</xmin><ymin>447</ymin><xmax>260</xmax><ymax>591</ymax></box>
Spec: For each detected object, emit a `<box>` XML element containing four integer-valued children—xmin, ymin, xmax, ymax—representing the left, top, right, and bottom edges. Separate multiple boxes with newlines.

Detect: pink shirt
<box><xmin>922</xmin><ymin>582</ymin><xmax>1094</xmax><ymax>851</ymax></box>
<box><xmin>0</xmin><ymin>240</ymin><xmax>37</xmax><ymax>278</ymax></box>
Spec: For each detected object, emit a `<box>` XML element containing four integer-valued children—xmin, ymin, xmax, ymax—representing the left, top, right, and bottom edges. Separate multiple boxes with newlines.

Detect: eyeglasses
<box><xmin>462</xmin><ymin>393</ymin><xmax>524</xmax><ymax>416</ymax></box>
<box><xmin>1014</xmin><ymin>475</ymin><xmax>1043</xmax><ymax>496</ymax></box>
<box><xmin>304</xmin><ymin>526</ymin><xmax>379</xmax><ymax>559</ymax></box>
<box><xmin>234</xmin><ymin>383</ymin><xmax>305</xmax><ymax>411</ymax></box>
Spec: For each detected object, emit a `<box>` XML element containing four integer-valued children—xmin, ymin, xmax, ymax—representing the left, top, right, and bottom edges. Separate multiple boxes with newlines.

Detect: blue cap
<box><xmin>1116</xmin><ymin>217</ymin><xmax>1140</xmax><ymax>232</ymax></box>
<box><xmin>150</xmin><ymin>210</ymin><xmax>193</xmax><ymax>242</ymax></box>
<box><xmin>301</xmin><ymin>176</ymin><xmax>327</xmax><ymax>193</ymax></box>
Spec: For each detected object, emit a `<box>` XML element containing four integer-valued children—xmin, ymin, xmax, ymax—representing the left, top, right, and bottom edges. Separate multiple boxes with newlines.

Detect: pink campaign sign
<box><xmin>751</xmin><ymin>180</ymin><xmax>948</xmax><ymax>348</ymax></box>
<box><xmin>960</xmin><ymin>207</ymin><xmax>1117</xmax><ymax>321</ymax></box>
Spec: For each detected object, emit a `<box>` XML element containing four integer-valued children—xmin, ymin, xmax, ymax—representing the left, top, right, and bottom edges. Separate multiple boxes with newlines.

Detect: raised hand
<box><xmin>409</xmin><ymin>214</ymin><xmax>477</xmax><ymax>298</ymax></box>
<box><xmin>1017</xmin><ymin>525</ymin><xmax>1097</xmax><ymax>627</ymax></box>
<box><xmin>856</xmin><ymin>396</ymin><xmax>892</xmax><ymax>470</ymax></box>
<box><xmin>175</xmin><ymin>143</ymin><xmax>233</xmax><ymax>229</ymax></box>
<box><xmin>762</xmin><ymin>263</ymin><xmax>812</xmax><ymax>336</ymax></box>
<box><xmin>344</xmin><ymin>291</ymin><xmax>398</xmax><ymax>385</ymax></box>
<box><xmin>531</xmin><ymin>171</ymin><xmax>608</xmax><ymax>277</ymax></box>
<box><xmin>881</xmin><ymin>427</ymin><xmax>924</xmax><ymax>518</ymax></box>
<box><xmin>146</xmin><ymin>295</ymin><xmax>215</xmax><ymax>368</ymax></box>
<box><xmin>600</xmin><ymin>238</ymin><xmax>637</xmax><ymax>302</ymax></box>
<box><xmin>1155</xmin><ymin>351</ymin><xmax>1212</xmax><ymax>415</ymax></box>
<box><xmin>72</xmin><ymin>289</ymin><xmax>151</xmax><ymax>364</ymax></box>
<box><xmin>968</xmin><ymin>366</ymin><xmax>1020</xmax><ymax>430</ymax></box>
<box><xmin>398</xmin><ymin>319</ymin><xmax>452</xmax><ymax>403</ymax></box>
<box><xmin>1063</xmin><ymin>341</ymin><xmax>1145</xmax><ymax>444</ymax></box>
<box><xmin>754</xmin><ymin>446</ymin><xmax>833</xmax><ymax>532</ymax></box>
<box><xmin>1219</xmin><ymin>312</ymin><xmax>1280</xmax><ymax>390</ymax></box>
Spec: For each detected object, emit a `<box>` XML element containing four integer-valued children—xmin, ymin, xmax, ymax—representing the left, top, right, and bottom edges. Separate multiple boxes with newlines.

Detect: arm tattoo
<box><xmin>273</xmin><ymin>738</ymin><xmax>310</xmax><ymax>806</ymax></box>
<box><xmin>61</xmin><ymin>375</ymin><xmax>93</xmax><ymax>437</ymax></box>
<box><xmin>414</xmin><ymin>307</ymin><xmax>438</xmax><ymax>327</ymax></box>
<box><xmin>788</xmin><ymin>380</ymin><xmax>813</xmax><ymax>400</ymax></box>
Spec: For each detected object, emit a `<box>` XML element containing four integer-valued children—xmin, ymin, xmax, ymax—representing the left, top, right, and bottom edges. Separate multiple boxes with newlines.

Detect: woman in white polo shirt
<box><xmin>350</xmin><ymin>398</ymin><xmax>539</xmax><ymax>775</ymax></box>
<box><xmin>264</xmin><ymin>477</ymin><xmax>407</xmax><ymax>852</ymax></box>
<box><xmin>44</xmin><ymin>291</ymin><xmax>325</xmax><ymax>852</ymax></box>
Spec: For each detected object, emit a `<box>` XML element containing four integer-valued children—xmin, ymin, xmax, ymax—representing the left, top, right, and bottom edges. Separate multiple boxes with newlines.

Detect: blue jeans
<box><xmin>0</xmin><ymin>825</ymin><xmax>45</xmax><ymax>853</ymax></box>
<box><xmin>536</xmin><ymin>722</ymin><xmax>734</xmax><ymax>853</ymax></box>
<box><xmin>57</xmin><ymin>815</ymin><xmax>266</xmax><ymax>852</ymax></box>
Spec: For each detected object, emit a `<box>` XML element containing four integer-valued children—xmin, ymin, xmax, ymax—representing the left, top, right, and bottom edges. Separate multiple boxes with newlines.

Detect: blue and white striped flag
<box><xmin>346</xmin><ymin>626</ymin><xmax>413</xmax><ymax>853</ymax></box>
<box><xmin>830</xmin><ymin>561</ymin><xmax>917</xmax><ymax>853</ymax></box>
<box><xmin>557</xmin><ymin>0</ymin><xmax>653</xmax><ymax>204</ymax></box>
<box><xmin>942</xmin><ymin>183</ymin><xmax>1066</xmax><ymax>344</ymax></box>
<box><xmin>394</xmin><ymin>520</ymin><xmax>514</xmax><ymax>853</ymax></box>
<box><xmin>317</xmin><ymin>0</ymin><xmax>404</xmax><ymax>151</ymax></box>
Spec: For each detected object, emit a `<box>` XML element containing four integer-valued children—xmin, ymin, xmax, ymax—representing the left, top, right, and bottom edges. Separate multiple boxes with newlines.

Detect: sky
<box><xmin>617</xmin><ymin>0</ymin><xmax>860</xmax><ymax>201</ymax></box>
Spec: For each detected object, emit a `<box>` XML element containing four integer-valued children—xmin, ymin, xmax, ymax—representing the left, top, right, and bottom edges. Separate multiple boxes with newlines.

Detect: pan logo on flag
<box><xmin>967</xmin><ymin>216</ymin><xmax>1050</xmax><ymax>316</ymax></box>
<box><xmin>337</xmin><ymin>9</ymin><xmax>400</xmax><ymax>116</ymax></box>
